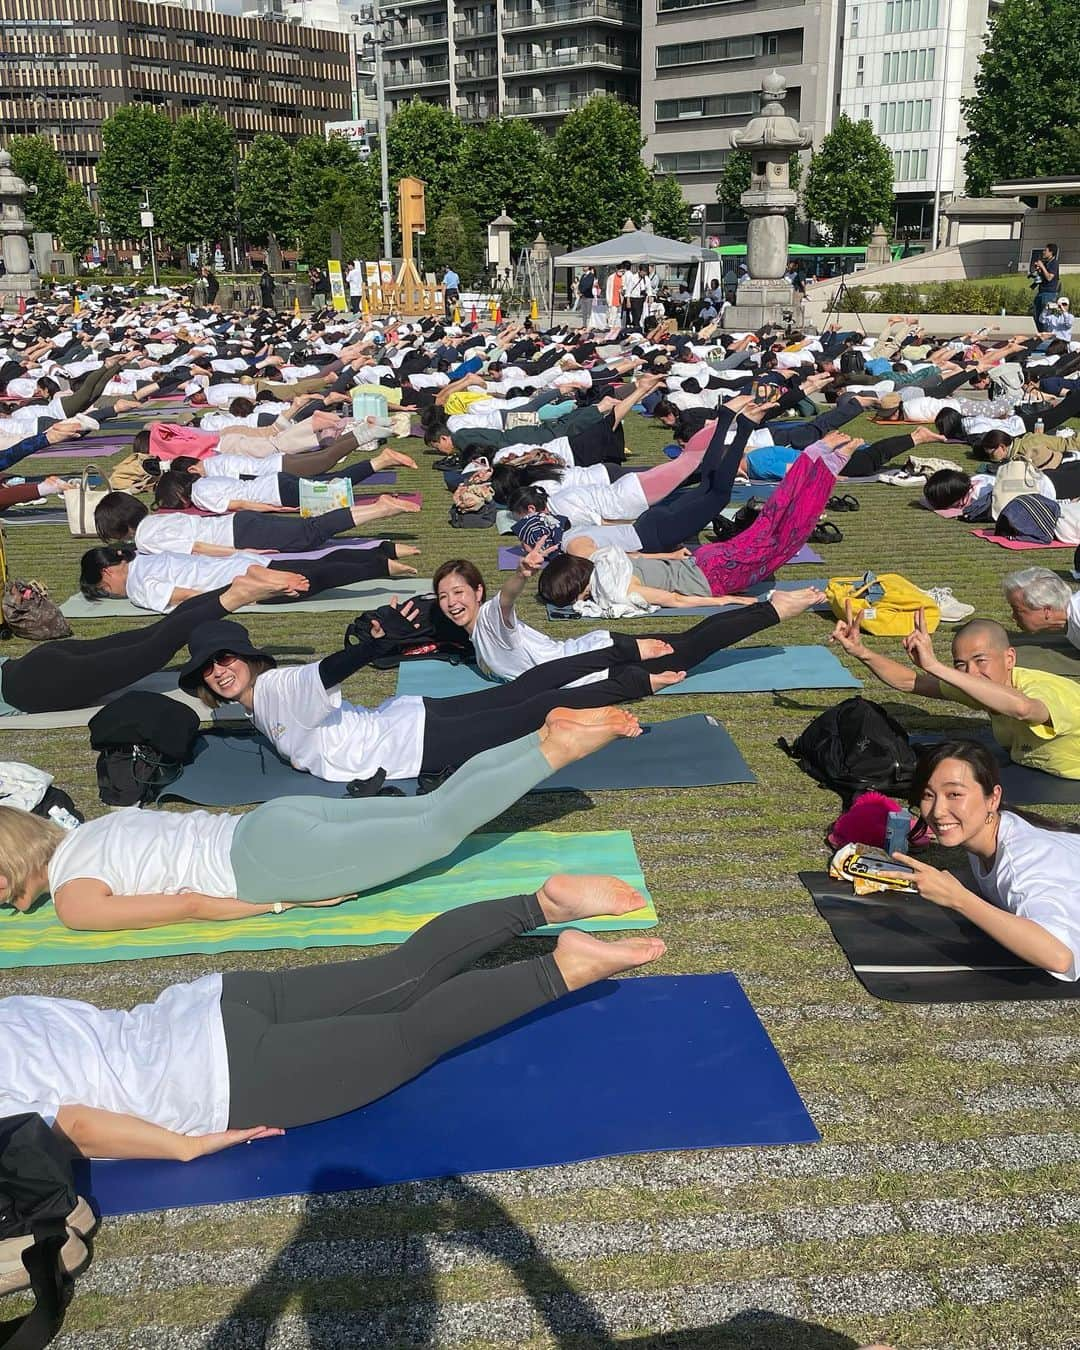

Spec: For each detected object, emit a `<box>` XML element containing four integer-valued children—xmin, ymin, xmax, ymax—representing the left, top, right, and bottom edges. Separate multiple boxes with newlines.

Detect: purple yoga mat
<box><xmin>359</xmin><ymin>471</ymin><xmax>396</xmax><ymax>486</ymax></box>
<box><xmin>271</xmin><ymin>539</ymin><xmax>384</xmax><ymax>560</ymax></box>
<box><xmin>34</xmin><ymin>444</ymin><xmax>130</xmax><ymax>460</ymax></box>
<box><xmin>786</xmin><ymin>544</ymin><xmax>823</xmax><ymax>565</ymax></box>
<box><xmin>498</xmin><ymin>545</ymin><xmax>526</xmax><ymax>570</ymax></box>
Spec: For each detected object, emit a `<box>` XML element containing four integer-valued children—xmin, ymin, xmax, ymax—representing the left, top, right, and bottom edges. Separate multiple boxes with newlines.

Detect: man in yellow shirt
<box><xmin>831</xmin><ymin>611</ymin><xmax>1080</xmax><ymax>779</ymax></box>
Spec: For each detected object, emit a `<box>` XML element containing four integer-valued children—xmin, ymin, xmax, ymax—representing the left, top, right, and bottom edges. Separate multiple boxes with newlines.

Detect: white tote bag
<box><xmin>63</xmin><ymin>464</ymin><xmax>111</xmax><ymax>538</ymax></box>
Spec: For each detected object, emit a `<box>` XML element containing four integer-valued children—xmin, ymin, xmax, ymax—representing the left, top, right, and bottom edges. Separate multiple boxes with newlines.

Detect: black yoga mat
<box><xmin>800</xmin><ymin>870</ymin><xmax>1080</xmax><ymax>1003</ymax></box>
<box><xmin>158</xmin><ymin>714</ymin><xmax>756</xmax><ymax>807</ymax></box>
<box><xmin>912</xmin><ymin>730</ymin><xmax>1080</xmax><ymax>807</ymax></box>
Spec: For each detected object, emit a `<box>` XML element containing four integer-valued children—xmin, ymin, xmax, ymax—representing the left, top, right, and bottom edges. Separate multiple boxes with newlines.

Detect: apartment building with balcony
<box><xmin>0</xmin><ymin>0</ymin><xmax>353</xmax><ymax>194</ymax></box>
<box><xmin>640</xmin><ymin>0</ymin><xmax>842</xmax><ymax>242</ymax></box>
<box><xmin>837</xmin><ymin>0</ymin><xmax>1001</xmax><ymax>242</ymax></box>
<box><xmin>382</xmin><ymin>0</ymin><xmax>641</xmax><ymax>130</ymax></box>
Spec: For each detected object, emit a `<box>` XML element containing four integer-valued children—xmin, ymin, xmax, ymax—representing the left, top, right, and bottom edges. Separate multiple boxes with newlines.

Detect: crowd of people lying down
<box><xmin>0</xmin><ymin>285</ymin><xmax>1074</xmax><ymax>1205</ymax></box>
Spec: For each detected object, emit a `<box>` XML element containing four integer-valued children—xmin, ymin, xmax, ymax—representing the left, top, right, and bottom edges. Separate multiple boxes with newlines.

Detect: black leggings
<box><xmin>634</xmin><ymin>407</ymin><xmax>751</xmax><ymax>552</ymax></box>
<box><xmin>764</xmin><ymin>395</ymin><xmax>864</xmax><ymax>448</ymax></box>
<box><xmin>0</xmin><ymin>587</ymin><xmax>232</xmax><ymax>714</ymax></box>
<box><xmin>419</xmin><ymin>600</ymin><xmax>778</xmax><ymax>773</ymax></box>
<box><xmin>231</xmin><ymin>505</ymin><xmax>360</xmax><ymax>552</ymax></box>
<box><xmin>844</xmin><ymin>433</ymin><xmax>915</xmax><ymax>478</ymax></box>
<box><xmin>1020</xmin><ymin>387</ymin><xmax>1080</xmax><ymax>433</ymax></box>
<box><xmin>262</xmin><ymin>547</ymin><xmax>391</xmax><ymax>600</ymax></box>
<box><xmin>223</xmin><ymin>892</ymin><xmax>565</xmax><ymax>1129</ymax></box>
<box><xmin>274</xmin><ymin>462</ymin><xmax>382</xmax><ymax>508</ymax></box>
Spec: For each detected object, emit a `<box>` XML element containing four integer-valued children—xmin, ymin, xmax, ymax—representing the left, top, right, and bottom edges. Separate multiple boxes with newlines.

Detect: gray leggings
<box><xmin>229</xmin><ymin>732</ymin><xmax>551</xmax><ymax>903</ymax></box>
<box><xmin>222</xmin><ymin>891</ymin><xmax>565</xmax><ymax>1128</ymax></box>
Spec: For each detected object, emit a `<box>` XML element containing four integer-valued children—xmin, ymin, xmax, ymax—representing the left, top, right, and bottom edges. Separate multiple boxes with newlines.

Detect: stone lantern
<box><xmin>726</xmin><ymin>71</ymin><xmax>812</xmax><ymax>328</ymax></box>
<box><xmin>0</xmin><ymin>148</ymin><xmax>38</xmax><ymax>302</ymax></box>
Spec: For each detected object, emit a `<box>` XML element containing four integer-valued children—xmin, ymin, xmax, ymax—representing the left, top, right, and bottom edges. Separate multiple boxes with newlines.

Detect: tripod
<box><xmin>819</xmin><ymin>271</ymin><xmax>866</xmax><ymax>337</ymax></box>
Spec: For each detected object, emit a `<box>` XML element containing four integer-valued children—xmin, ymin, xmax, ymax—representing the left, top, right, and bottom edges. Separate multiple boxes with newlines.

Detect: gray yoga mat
<box><xmin>158</xmin><ymin>713</ymin><xmax>755</xmax><ymax>806</ymax></box>
<box><xmin>1009</xmin><ymin>637</ymin><xmax>1080</xmax><ymax>678</ymax></box>
<box><xmin>0</xmin><ymin>506</ymin><xmax>69</xmax><ymax>526</ymax></box>
<box><xmin>546</xmin><ymin>577</ymin><xmax>829</xmax><ymax>621</ymax></box>
<box><xmin>60</xmin><ymin>576</ymin><xmax>434</xmax><ymax>621</ymax></box>
<box><xmin>0</xmin><ymin>671</ymin><xmax>246</xmax><ymax>731</ymax></box>
<box><xmin>394</xmin><ymin>646</ymin><xmax>860</xmax><ymax>698</ymax></box>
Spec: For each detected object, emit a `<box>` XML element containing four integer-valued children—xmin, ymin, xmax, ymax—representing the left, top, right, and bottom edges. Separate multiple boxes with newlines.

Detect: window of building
<box><xmin>893</xmin><ymin>147</ymin><xmax>929</xmax><ymax>180</ymax></box>
<box><xmin>655</xmin><ymin>91</ymin><xmax>760</xmax><ymax>120</ymax></box>
<box><xmin>656</xmin><ymin>34</ymin><xmax>763</xmax><ymax>66</ymax></box>
<box><xmin>855</xmin><ymin>54</ymin><xmax>864</xmax><ymax>85</ymax></box>
<box><xmin>885</xmin><ymin>0</ymin><xmax>939</xmax><ymax>33</ymax></box>
<box><xmin>653</xmin><ymin>149</ymin><xmax>729</xmax><ymax>173</ymax></box>
<box><xmin>657</xmin><ymin>0</ymin><xmax>790</xmax><ymax>11</ymax></box>
<box><xmin>881</xmin><ymin>47</ymin><xmax>935</xmax><ymax>82</ymax></box>
<box><xmin>879</xmin><ymin>99</ymin><xmax>932</xmax><ymax>134</ymax></box>
<box><xmin>850</xmin><ymin>5</ymin><xmax>859</xmax><ymax>36</ymax></box>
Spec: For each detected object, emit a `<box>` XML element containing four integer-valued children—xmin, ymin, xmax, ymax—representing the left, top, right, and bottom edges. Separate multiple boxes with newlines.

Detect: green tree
<box><xmin>95</xmin><ymin>105</ymin><xmax>172</xmax><ymax>239</ymax></box>
<box><xmin>455</xmin><ymin>119</ymin><xmax>552</xmax><ymax>247</ymax></box>
<box><xmin>717</xmin><ymin>148</ymin><xmax>804</xmax><ymax>226</ymax></box>
<box><xmin>289</xmin><ymin>133</ymin><xmax>370</xmax><ymax>241</ymax></box>
<box><xmin>160</xmin><ymin>109</ymin><xmax>237</xmax><ymax>249</ymax></box>
<box><xmin>427</xmin><ymin>198</ymin><xmax>484</xmax><ymax>280</ymax></box>
<box><xmin>803</xmin><ymin>115</ymin><xmax>893</xmax><ymax>244</ymax></box>
<box><xmin>55</xmin><ymin>183</ymin><xmax>97</xmax><ymax>260</ymax></box>
<box><xmin>386</xmin><ymin>100</ymin><xmax>466</xmax><ymax>234</ymax></box>
<box><xmin>963</xmin><ymin>0</ymin><xmax>1080</xmax><ymax>195</ymax></box>
<box><xmin>547</xmin><ymin>96</ymin><xmax>652</xmax><ymax>247</ymax></box>
<box><xmin>8</xmin><ymin>135</ymin><xmax>68</xmax><ymax>234</ymax></box>
<box><xmin>647</xmin><ymin>173</ymin><xmax>692</xmax><ymax>240</ymax></box>
<box><xmin>301</xmin><ymin>160</ymin><xmax>383</xmax><ymax>267</ymax></box>
<box><xmin>236</xmin><ymin>134</ymin><xmax>293</xmax><ymax>246</ymax></box>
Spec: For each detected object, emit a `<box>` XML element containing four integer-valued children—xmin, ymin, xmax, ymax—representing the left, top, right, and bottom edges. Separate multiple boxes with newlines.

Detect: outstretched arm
<box><xmin>830</xmin><ymin>603</ymin><xmax>945</xmax><ymax>699</ymax></box>
<box><xmin>499</xmin><ymin>541</ymin><xmax>558</xmax><ymax>619</ymax></box>
<box><xmin>54</xmin><ymin>1105</ymin><xmax>282</xmax><ymax>1161</ymax></box>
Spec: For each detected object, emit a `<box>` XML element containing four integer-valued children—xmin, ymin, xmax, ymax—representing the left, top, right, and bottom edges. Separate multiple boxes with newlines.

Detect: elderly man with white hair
<box><xmin>1003</xmin><ymin>567</ymin><xmax>1080</xmax><ymax>644</ymax></box>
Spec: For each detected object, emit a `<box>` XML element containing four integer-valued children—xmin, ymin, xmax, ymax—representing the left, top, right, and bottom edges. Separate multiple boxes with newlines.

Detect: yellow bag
<box><xmin>825</xmin><ymin>572</ymin><xmax>940</xmax><ymax>636</ymax></box>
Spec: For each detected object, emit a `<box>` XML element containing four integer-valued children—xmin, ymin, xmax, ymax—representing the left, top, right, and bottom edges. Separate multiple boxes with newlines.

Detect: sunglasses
<box><xmin>201</xmin><ymin>651</ymin><xmax>242</xmax><ymax>679</ymax></box>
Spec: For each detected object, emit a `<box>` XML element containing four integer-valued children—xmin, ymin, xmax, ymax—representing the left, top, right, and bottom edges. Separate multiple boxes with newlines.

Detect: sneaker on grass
<box><xmin>925</xmin><ymin>586</ymin><xmax>975</xmax><ymax>622</ymax></box>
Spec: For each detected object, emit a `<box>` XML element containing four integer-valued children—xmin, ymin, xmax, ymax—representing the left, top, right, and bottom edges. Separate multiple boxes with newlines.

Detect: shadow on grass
<box><xmin>204</xmin><ymin>1175</ymin><xmax>869</xmax><ymax>1350</ymax></box>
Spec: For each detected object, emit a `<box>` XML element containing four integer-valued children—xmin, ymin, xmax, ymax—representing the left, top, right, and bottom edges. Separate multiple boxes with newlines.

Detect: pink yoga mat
<box><xmin>357</xmin><ymin>491</ymin><xmax>421</xmax><ymax>508</ymax></box>
<box><xmin>970</xmin><ymin>529</ymin><xmax>1068</xmax><ymax>550</ymax></box>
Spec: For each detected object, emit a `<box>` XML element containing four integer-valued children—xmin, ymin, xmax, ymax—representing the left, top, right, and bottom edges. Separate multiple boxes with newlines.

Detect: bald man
<box><xmin>831</xmin><ymin>609</ymin><xmax>1080</xmax><ymax>779</ymax></box>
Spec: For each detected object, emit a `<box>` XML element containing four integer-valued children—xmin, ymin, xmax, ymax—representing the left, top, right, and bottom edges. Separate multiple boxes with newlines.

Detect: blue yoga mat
<box><xmin>80</xmin><ymin>973</ymin><xmax>818</xmax><ymax>1216</ymax></box>
<box><xmin>546</xmin><ymin>577</ymin><xmax>829</xmax><ymax>621</ymax></box>
<box><xmin>395</xmin><ymin>646</ymin><xmax>860</xmax><ymax>698</ymax></box>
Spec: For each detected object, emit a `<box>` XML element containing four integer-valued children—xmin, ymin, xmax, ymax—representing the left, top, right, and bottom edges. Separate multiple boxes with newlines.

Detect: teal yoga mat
<box><xmin>60</xmin><ymin>577</ymin><xmax>434</xmax><ymax>620</ymax></box>
<box><xmin>394</xmin><ymin>646</ymin><xmax>860</xmax><ymax>698</ymax></box>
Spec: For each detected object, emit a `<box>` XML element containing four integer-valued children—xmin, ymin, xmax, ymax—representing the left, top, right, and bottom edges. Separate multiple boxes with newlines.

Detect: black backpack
<box><xmin>780</xmin><ymin>696</ymin><xmax>917</xmax><ymax>803</ymax></box>
<box><xmin>88</xmin><ymin>691</ymin><xmax>200</xmax><ymax>807</ymax></box>
<box><xmin>448</xmin><ymin>502</ymin><xmax>497</xmax><ymax>529</ymax></box>
<box><xmin>0</xmin><ymin>1113</ymin><xmax>91</xmax><ymax>1348</ymax></box>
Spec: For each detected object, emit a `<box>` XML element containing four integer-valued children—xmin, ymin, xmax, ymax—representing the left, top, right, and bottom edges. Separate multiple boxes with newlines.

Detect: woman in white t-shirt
<box><xmin>0</xmin><ymin>703</ymin><xmax>638</xmax><ymax>936</ymax></box>
<box><xmin>889</xmin><ymin>739</ymin><xmax>1080</xmax><ymax>980</ymax></box>
<box><xmin>0</xmin><ymin>830</ymin><xmax>661</xmax><ymax>1159</ymax></box>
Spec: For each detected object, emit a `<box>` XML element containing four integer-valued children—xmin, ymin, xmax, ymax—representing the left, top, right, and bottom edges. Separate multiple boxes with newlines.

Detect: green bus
<box><xmin>708</xmin><ymin>242</ymin><xmax>914</xmax><ymax>275</ymax></box>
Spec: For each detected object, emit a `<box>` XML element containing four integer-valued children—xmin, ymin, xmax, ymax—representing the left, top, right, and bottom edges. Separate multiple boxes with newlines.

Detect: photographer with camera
<box><xmin>1031</xmin><ymin>242</ymin><xmax>1061</xmax><ymax>324</ymax></box>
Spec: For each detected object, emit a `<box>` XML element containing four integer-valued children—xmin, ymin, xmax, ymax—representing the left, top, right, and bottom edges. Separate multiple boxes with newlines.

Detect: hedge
<box><xmin>838</xmin><ymin>277</ymin><xmax>1080</xmax><ymax>315</ymax></box>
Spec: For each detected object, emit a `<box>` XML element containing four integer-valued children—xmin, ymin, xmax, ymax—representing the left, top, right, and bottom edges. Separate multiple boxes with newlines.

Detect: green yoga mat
<box><xmin>60</xmin><ymin>577</ymin><xmax>433</xmax><ymax>620</ymax></box>
<box><xmin>394</xmin><ymin>646</ymin><xmax>860</xmax><ymax>698</ymax></box>
<box><xmin>1009</xmin><ymin>640</ymin><xmax>1080</xmax><ymax>678</ymax></box>
<box><xmin>0</xmin><ymin>830</ymin><xmax>653</xmax><ymax>969</ymax></box>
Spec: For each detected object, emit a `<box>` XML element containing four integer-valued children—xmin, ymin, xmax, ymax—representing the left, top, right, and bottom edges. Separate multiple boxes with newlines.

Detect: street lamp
<box><xmin>140</xmin><ymin>188</ymin><xmax>158</xmax><ymax>288</ymax></box>
<box><xmin>356</xmin><ymin>3</ymin><xmax>400</xmax><ymax>261</ymax></box>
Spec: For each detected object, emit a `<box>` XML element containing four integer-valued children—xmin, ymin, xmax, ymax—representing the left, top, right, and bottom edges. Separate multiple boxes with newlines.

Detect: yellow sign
<box><xmin>327</xmin><ymin>259</ymin><xmax>348</xmax><ymax>313</ymax></box>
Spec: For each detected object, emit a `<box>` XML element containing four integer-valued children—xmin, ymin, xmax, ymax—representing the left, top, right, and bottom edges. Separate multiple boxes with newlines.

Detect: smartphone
<box><xmin>884</xmin><ymin>809</ymin><xmax>911</xmax><ymax>857</ymax></box>
<box><xmin>753</xmin><ymin>382</ymin><xmax>770</xmax><ymax>403</ymax></box>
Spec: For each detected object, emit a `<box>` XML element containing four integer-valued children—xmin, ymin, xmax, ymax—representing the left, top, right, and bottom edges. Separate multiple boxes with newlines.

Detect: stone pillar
<box><xmin>865</xmin><ymin>223</ymin><xmax>891</xmax><ymax>267</ymax></box>
<box><xmin>724</xmin><ymin>73</ymin><xmax>812</xmax><ymax>330</ymax></box>
<box><xmin>0</xmin><ymin>148</ymin><xmax>38</xmax><ymax>303</ymax></box>
<box><xmin>487</xmin><ymin>210</ymin><xmax>514</xmax><ymax>281</ymax></box>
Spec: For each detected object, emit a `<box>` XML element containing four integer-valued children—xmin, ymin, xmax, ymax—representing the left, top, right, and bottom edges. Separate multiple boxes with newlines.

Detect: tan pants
<box><xmin>216</xmin><ymin>421</ymin><xmax>321</xmax><ymax>458</ymax></box>
<box><xmin>253</xmin><ymin>375</ymin><xmax>332</xmax><ymax>398</ymax></box>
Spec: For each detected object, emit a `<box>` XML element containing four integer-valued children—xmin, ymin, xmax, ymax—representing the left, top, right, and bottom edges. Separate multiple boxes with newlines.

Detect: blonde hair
<box><xmin>0</xmin><ymin>807</ymin><xmax>66</xmax><ymax>904</ymax></box>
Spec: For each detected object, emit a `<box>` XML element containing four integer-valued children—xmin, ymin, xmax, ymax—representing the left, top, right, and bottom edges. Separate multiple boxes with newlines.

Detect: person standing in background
<box><xmin>346</xmin><ymin>259</ymin><xmax>365</xmax><ymax>314</ymax></box>
<box><xmin>1031</xmin><ymin>243</ymin><xmax>1060</xmax><ymax>326</ymax></box>
<box><xmin>605</xmin><ymin>261</ymin><xmax>629</xmax><ymax>326</ymax></box>
<box><xmin>442</xmin><ymin>265</ymin><xmax>461</xmax><ymax>319</ymax></box>
<box><xmin>577</xmin><ymin>266</ymin><xmax>597</xmax><ymax>328</ymax></box>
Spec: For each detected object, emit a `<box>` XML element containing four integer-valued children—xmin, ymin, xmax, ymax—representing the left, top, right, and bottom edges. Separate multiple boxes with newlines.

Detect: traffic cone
<box><xmin>72</xmin><ymin>295</ymin><xmax>81</xmax><ymax>316</ymax></box>
<box><xmin>452</xmin><ymin>304</ymin><xmax>461</xmax><ymax>324</ymax></box>
<box><xmin>469</xmin><ymin>303</ymin><xmax>478</xmax><ymax>324</ymax></box>
<box><xmin>293</xmin><ymin>294</ymin><xmax>301</xmax><ymax>318</ymax></box>
<box><xmin>17</xmin><ymin>296</ymin><xmax>25</xmax><ymax>315</ymax></box>
<box><xmin>495</xmin><ymin>302</ymin><xmax>503</xmax><ymax>324</ymax></box>
<box><xmin>489</xmin><ymin>300</ymin><xmax>497</xmax><ymax>322</ymax></box>
<box><xmin>529</xmin><ymin>297</ymin><xmax>538</xmax><ymax>321</ymax></box>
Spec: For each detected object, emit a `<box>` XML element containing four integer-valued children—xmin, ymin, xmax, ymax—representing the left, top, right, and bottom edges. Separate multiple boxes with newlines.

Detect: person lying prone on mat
<box><xmin>432</xmin><ymin>549</ymin><xmax>822</xmax><ymax>681</ymax></box>
<box><xmin>884</xmin><ymin>739</ymin><xmax>1080</xmax><ymax>981</ymax></box>
<box><xmin>832</xmin><ymin>606</ymin><xmax>1080</xmax><ymax>780</ymax></box>
<box><xmin>0</xmin><ymin>874</ymin><xmax>664</xmax><ymax>1157</ymax></box>
<box><xmin>0</xmin><ymin>712</ymin><xmax>642</xmax><ymax>933</ymax></box>
<box><xmin>179</xmin><ymin>595</ymin><xmax>786</xmax><ymax>784</ymax></box>
<box><xmin>94</xmin><ymin>489</ymin><xmax>421</xmax><ymax>560</ymax></box>
<box><xmin>78</xmin><ymin>544</ymin><xmax>416</xmax><ymax>615</ymax></box>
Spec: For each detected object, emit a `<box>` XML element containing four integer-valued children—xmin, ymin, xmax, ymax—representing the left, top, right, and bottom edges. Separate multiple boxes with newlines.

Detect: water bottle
<box><xmin>1035</xmin><ymin>418</ymin><xmax>1045</xmax><ymax>435</ymax></box>
<box><xmin>48</xmin><ymin>804</ymin><xmax>81</xmax><ymax>832</ymax></box>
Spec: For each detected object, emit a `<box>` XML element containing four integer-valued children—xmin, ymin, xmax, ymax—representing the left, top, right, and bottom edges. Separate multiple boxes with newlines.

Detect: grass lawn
<box><xmin>6</xmin><ymin>406</ymin><xmax>1080</xmax><ymax>1349</ymax></box>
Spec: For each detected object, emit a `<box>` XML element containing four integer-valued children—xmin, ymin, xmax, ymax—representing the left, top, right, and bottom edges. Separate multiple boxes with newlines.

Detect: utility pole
<box><xmin>140</xmin><ymin>188</ymin><xmax>158</xmax><ymax>288</ymax></box>
<box><xmin>358</xmin><ymin>3</ymin><xmax>398</xmax><ymax>261</ymax></box>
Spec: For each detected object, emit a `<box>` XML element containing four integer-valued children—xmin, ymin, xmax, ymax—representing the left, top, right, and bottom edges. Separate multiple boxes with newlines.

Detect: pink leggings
<box><xmin>634</xmin><ymin>437</ymin><xmax>713</xmax><ymax>505</ymax></box>
<box><xmin>693</xmin><ymin>439</ymin><xmax>843</xmax><ymax>594</ymax></box>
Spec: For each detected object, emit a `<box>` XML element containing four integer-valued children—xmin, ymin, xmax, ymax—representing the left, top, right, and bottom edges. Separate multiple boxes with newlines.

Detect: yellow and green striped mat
<box><xmin>2</xmin><ymin>830</ymin><xmax>654</xmax><ymax>969</ymax></box>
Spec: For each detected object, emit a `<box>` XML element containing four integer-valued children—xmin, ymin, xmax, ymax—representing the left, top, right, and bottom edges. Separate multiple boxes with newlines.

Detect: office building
<box><xmin>379</xmin><ymin>0</ymin><xmax>641</xmax><ymax>128</ymax></box>
<box><xmin>837</xmin><ymin>0</ymin><xmax>1001</xmax><ymax>242</ymax></box>
<box><xmin>0</xmin><ymin>0</ymin><xmax>354</xmax><ymax>194</ymax></box>
<box><xmin>242</xmin><ymin>0</ymin><xmax>378</xmax><ymax>123</ymax></box>
<box><xmin>640</xmin><ymin>0</ymin><xmax>843</xmax><ymax>242</ymax></box>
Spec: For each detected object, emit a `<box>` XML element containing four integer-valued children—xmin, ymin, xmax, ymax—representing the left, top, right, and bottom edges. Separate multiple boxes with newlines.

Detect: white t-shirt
<box><xmin>967</xmin><ymin>811</ymin><xmax>1080</xmax><ymax>980</ymax></box>
<box><xmin>49</xmin><ymin>806</ymin><xmax>239</xmax><ymax>898</ymax></box>
<box><xmin>1065</xmin><ymin>592</ymin><xmax>1080</xmax><ymax>650</ymax></box>
<box><xmin>0</xmin><ymin>977</ymin><xmax>230</xmax><ymax>1136</ymax></box>
<box><xmin>471</xmin><ymin>595</ymin><xmax>611</xmax><ymax>683</ymax></box>
<box><xmin>135</xmin><ymin>512</ymin><xmax>236</xmax><ymax>555</ymax></box>
<box><xmin>202</xmin><ymin>452</ymin><xmax>283</xmax><ymax>478</ymax></box>
<box><xmin>193</xmin><ymin>475</ymin><xmax>282</xmax><ymax>512</ymax></box>
<box><xmin>542</xmin><ymin>472</ymin><xmax>648</xmax><ymax>527</ymax></box>
<box><xmin>126</xmin><ymin>550</ymin><xmax>264</xmax><ymax>612</ymax></box>
<box><xmin>252</xmin><ymin>661</ymin><xmax>426</xmax><ymax>782</ymax></box>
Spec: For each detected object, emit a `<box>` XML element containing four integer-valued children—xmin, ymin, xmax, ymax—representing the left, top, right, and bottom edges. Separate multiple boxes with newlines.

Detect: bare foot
<box><xmin>388</xmin><ymin>560</ymin><xmax>418</xmax><ymax>577</ymax></box>
<box><xmin>374</xmin><ymin>495</ymin><xmax>422</xmax><ymax>517</ymax></box>
<box><xmin>392</xmin><ymin>543</ymin><xmax>421</xmax><ymax>557</ymax></box>
<box><xmin>636</xmin><ymin>638</ymin><xmax>673</xmax><ymax>660</ymax></box>
<box><xmin>911</xmin><ymin>426</ymin><xmax>947</xmax><ymax>444</ymax></box>
<box><xmin>245</xmin><ymin>564</ymin><xmax>309</xmax><ymax>595</ymax></box>
<box><xmin>538</xmin><ymin>706</ymin><xmax>642</xmax><ymax>770</ymax></box>
<box><xmin>374</xmin><ymin>448</ymin><xmax>418</xmax><ymax>471</ymax></box>
<box><xmin>553</xmin><ymin>929</ymin><xmax>666</xmax><ymax>991</ymax></box>
<box><xmin>537</xmin><ymin>873</ymin><xmax>649</xmax><ymax>924</ymax></box>
<box><xmin>649</xmin><ymin>670</ymin><xmax>685</xmax><ymax>692</ymax></box>
<box><xmin>769</xmin><ymin>587</ymin><xmax>825</xmax><ymax>621</ymax></box>
<box><xmin>222</xmin><ymin>571</ymin><xmax>301</xmax><ymax>608</ymax></box>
